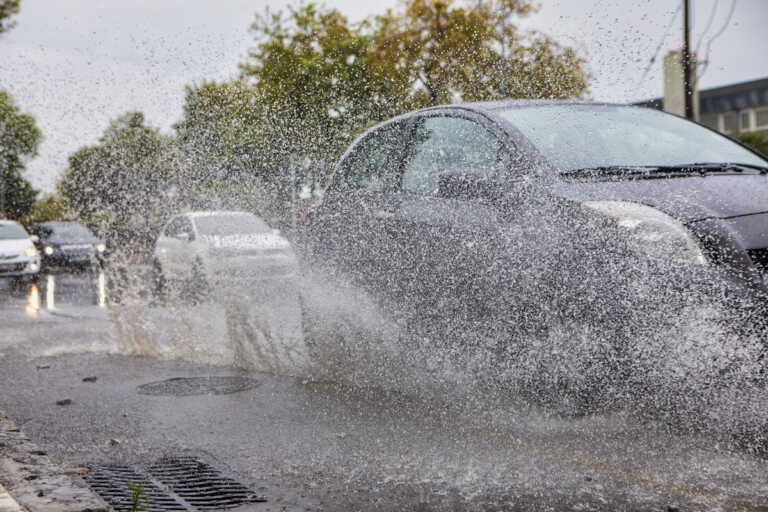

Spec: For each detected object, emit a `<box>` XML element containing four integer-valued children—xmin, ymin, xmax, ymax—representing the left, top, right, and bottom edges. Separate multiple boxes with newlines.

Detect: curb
<box><xmin>0</xmin><ymin>411</ymin><xmax>107</xmax><ymax>512</ymax></box>
<box><xmin>0</xmin><ymin>483</ymin><xmax>25</xmax><ymax>512</ymax></box>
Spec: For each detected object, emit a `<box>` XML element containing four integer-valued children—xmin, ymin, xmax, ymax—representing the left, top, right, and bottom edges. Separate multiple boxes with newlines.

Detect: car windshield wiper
<box><xmin>683</xmin><ymin>162</ymin><xmax>768</xmax><ymax>174</ymax></box>
<box><xmin>561</xmin><ymin>162</ymin><xmax>768</xmax><ymax>177</ymax></box>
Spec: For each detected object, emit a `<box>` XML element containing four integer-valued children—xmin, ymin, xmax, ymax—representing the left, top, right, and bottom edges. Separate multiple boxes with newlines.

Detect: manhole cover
<box><xmin>137</xmin><ymin>376</ymin><xmax>259</xmax><ymax>397</ymax></box>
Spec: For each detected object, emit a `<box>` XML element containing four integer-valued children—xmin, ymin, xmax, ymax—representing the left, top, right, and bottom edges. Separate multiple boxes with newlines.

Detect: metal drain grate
<box><xmin>83</xmin><ymin>458</ymin><xmax>266</xmax><ymax>511</ymax></box>
<box><xmin>82</xmin><ymin>464</ymin><xmax>187</xmax><ymax>511</ymax></box>
<box><xmin>137</xmin><ymin>376</ymin><xmax>260</xmax><ymax>397</ymax></box>
<box><xmin>149</xmin><ymin>457</ymin><xmax>266</xmax><ymax>510</ymax></box>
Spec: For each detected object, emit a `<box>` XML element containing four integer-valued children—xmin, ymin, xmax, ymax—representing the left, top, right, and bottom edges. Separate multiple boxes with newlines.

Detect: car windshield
<box><xmin>498</xmin><ymin>105</ymin><xmax>768</xmax><ymax>172</ymax></box>
<box><xmin>0</xmin><ymin>222</ymin><xmax>29</xmax><ymax>240</ymax></box>
<box><xmin>193</xmin><ymin>214</ymin><xmax>270</xmax><ymax>236</ymax></box>
<box><xmin>45</xmin><ymin>223</ymin><xmax>94</xmax><ymax>240</ymax></box>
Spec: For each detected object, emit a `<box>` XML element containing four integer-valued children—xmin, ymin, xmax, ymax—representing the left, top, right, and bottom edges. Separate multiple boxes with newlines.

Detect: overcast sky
<box><xmin>1</xmin><ymin>0</ymin><xmax>767</xmax><ymax>192</ymax></box>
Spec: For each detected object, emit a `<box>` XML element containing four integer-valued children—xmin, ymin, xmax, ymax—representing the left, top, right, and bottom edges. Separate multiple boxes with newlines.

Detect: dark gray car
<box><xmin>303</xmin><ymin>101</ymin><xmax>768</xmax><ymax>406</ymax></box>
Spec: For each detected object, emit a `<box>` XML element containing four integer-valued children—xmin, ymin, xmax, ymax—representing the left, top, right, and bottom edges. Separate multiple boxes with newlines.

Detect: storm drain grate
<box><xmin>149</xmin><ymin>457</ymin><xmax>266</xmax><ymax>510</ymax></box>
<box><xmin>83</xmin><ymin>458</ymin><xmax>266</xmax><ymax>511</ymax></box>
<box><xmin>82</xmin><ymin>464</ymin><xmax>187</xmax><ymax>511</ymax></box>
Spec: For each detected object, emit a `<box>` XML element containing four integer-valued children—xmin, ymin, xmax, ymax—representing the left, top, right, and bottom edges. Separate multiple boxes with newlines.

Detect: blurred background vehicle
<box><xmin>31</xmin><ymin>221</ymin><xmax>106</xmax><ymax>271</ymax></box>
<box><xmin>153</xmin><ymin>211</ymin><xmax>297</xmax><ymax>293</ymax></box>
<box><xmin>0</xmin><ymin>220</ymin><xmax>40</xmax><ymax>284</ymax></box>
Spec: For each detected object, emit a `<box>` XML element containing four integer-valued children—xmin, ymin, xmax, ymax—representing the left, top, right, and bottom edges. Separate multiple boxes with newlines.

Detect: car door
<box><xmin>393</xmin><ymin>111</ymin><xmax>512</xmax><ymax>336</ymax></box>
<box><xmin>310</xmin><ymin>120</ymin><xmax>409</xmax><ymax>297</ymax></box>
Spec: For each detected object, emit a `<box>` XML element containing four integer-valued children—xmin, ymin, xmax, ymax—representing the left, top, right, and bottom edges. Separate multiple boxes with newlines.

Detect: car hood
<box><xmin>551</xmin><ymin>173</ymin><xmax>768</xmax><ymax>223</ymax></box>
<box><xmin>0</xmin><ymin>239</ymin><xmax>33</xmax><ymax>256</ymax></box>
<box><xmin>203</xmin><ymin>233</ymin><xmax>291</xmax><ymax>251</ymax></box>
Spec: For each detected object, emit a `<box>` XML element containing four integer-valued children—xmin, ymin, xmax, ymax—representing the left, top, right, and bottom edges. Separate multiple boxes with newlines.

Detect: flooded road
<box><xmin>1</xmin><ymin>272</ymin><xmax>768</xmax><ymax>511</ymax></box>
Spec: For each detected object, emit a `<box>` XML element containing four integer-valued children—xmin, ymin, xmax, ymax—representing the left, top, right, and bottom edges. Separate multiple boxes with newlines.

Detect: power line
<box><xmin>698</xmin><ymin>0</ymin><xmax>737</xmax><ymax>81</ymax></box>
<box><xmin>639</xmin><ymin>4</ymin><xmax>682</xmax><ymax>83</ymax></box>
<box><xmin>695</xmin><ymin>0</ymin><xmax>719</xmax><ymax>55</ymax></box>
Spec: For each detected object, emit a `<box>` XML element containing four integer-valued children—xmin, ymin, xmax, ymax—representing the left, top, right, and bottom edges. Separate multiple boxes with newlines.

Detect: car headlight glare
<box><xmin>25</xmin><ymin>246</ymin><xmax>39</xmax><ymax>258</ymax></box>
<box><xmin>583</xmin><ymin>201</ymin><xmax>706</xmax><ymax>265</ymax></box>
<box><xmin>96</xmin><ymin>243</ymin><xmax>106</xmax><ymax>253</ymax></box>
<box><xmin>44</xmin><ymin>246</ymin><xmax>54</xmax><ymax>255</ymax></box>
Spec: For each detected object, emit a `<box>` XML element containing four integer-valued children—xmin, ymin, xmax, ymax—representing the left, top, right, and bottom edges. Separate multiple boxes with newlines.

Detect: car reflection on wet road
<box><xmin>0</xmin><ymin>271</ymin><xmax>107</xmax><ymax>320</ymax></box>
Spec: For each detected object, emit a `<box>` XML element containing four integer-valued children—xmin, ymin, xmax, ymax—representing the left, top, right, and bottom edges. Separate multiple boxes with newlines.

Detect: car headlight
<box><xmin>96</xmin><ymin>243</ymin><xmax>106</xmax><ymax>253</ymax></box>
<box><xmin>25</xmin><ymin>246</ymin><xmax>39</xmax><ymax>258</ymax></box>
<box><xmin>44</xmin><ymin>246</ymin><xmax>54</xmax><ymax>255</ymax></box>
<box><xmin>583</xmin><ymin>201</ymin><xmax>706</xmax><ymax>265</ymax></box>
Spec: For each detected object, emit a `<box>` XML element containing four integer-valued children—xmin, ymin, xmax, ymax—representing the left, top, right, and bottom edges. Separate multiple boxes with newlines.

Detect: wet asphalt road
<box><xmin>1</xmin><ymin>273</ymin><xmax>768</xmax><ymax>511</ymax></box>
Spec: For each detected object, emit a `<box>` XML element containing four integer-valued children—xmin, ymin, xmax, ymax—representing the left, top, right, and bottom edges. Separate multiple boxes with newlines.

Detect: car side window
<box><xmin>165</xmin><ymin>217</ymin><xmax>193</xmax><ymax>239</ymax></box>
<box><xmin>401</xmin><ymin>116</ymin><xmax>502</xmax><ymax>197</ymax></box>
<box><xmin>336</xmin><ymin>122</ymin><xmax>405</xmax><ymax>193</ymax></box>
<box><xmin>164</xmin><ymin>218</ymin><xmax>182</xmax><ymax>237</ymax></box>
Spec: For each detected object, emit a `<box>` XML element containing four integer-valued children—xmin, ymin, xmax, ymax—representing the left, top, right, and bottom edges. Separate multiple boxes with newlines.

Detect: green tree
<box><xmin>0</xmin><ymin>89</ymin><xmax>41</xmax><ymax>220</ymax></box>
<box><xmin>174</xmin><ymin>80</ymin><xmax>295</xmax><ymax>223</ymax></box>
<box><xmin>241</xmin><ymin>3</ymin><xmax>399</xmax><ymax>189</ymax></box>
<box><xmin>735</xmin><ymin>131</ymin><xmax>768</xmax><ymax>159</ymax></box>
<box><xmin>370</xmin><ymin>0</ymin><xmax>587</xmax><ymax>104</ymax></box>
<box><xmin>20</xmin><ymin>193</ymin><xmax>72</xmax><ymax>228</ymax></box>
<box><xmin>0</xmin><ymin>0</ymin><xmax>20</xmax><ymax>34</ymax></box>
<box><xmin>59</xmin><ymin>112</ymin><xmax>176</xmax><ymax>253</ymax></box>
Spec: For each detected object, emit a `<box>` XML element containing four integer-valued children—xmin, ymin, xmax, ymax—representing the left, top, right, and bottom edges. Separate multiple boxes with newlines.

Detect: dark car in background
<box><xmin>32</xmin><ymin>221</ymin><xmax>107</xmax><ymax>271</ymax></box>
<box><xmin>303</xmin><ymin>101</ymin><xmax>768</xmax><ymax>390</ymax></box>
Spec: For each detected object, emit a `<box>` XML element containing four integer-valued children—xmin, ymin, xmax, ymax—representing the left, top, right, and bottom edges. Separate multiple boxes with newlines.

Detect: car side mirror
<box><xmin>437</xmin><ymin>169</ymin><xmax>495</xmax><ymax>201</ymax></box>
<box><xmin>29</xmin><ymin>235</ymin><xmax>39</xmax><ymax>243</ymax></box>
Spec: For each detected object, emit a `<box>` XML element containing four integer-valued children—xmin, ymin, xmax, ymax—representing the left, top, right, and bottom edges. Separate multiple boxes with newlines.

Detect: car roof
<box><xmin>418</xmin><ymin>99</ymin><xmax>633</xmax><ymax>115</ymax></box>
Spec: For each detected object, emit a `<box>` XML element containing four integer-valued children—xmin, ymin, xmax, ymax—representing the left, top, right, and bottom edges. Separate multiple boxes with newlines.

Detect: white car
<box><xmin>0</xmin><ymin>220</ymin><xmax>41</xmax><ymax>282</ymax></box>
<box><xmin>153</xmin><ymin>211</ymin><xmax>298</xmax><ymax>290</ymax></box>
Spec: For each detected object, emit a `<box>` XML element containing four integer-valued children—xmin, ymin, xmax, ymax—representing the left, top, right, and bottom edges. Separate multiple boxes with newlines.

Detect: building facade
<box><xmin>639</xmin><ymin>75</ymin><xmax>768</xmax><ymax>136</ymax></box>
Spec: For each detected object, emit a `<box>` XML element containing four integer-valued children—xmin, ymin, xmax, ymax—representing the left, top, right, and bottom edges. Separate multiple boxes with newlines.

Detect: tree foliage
<box><xmin>59</xmin><ymin>112</ymin><xmax>176</xmax><ymax>251</ymax></box>
<box><xmin>175</xmin><ymin>81</ymin><xmax>295</xmax><ymax>222</ymax></box>
<box><xmin>735</xmin><ymin>131</ymin><xmax>768</xmax><ymax>159</ymax></box>
<box><xmin>0</xmin><ymin>89</ymin><xmax>41</xmax><ymax>220</ymax></box>
<box><xmin>0</xmin><ymin>0</ymin><xmax>20</xmax><ymax>34</ymax></box>
<box><xmin>20</xmin><ymin>193</ymin><xmax>72</xmax><ymax>228</ymax></box>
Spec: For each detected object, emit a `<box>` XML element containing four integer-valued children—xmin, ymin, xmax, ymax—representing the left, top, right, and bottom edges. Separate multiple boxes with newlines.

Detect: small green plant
<box><xmin>127</xmin><ymin>482</ymin><xmax>149</xmax><ymax>512</ymax></box>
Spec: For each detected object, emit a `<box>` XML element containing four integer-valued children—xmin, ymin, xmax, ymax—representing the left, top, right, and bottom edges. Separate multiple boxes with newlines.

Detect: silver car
<box><xmin>0</xmin><ymin>220</ymin><xmax>41</xmax><ymax>282</ymax></box>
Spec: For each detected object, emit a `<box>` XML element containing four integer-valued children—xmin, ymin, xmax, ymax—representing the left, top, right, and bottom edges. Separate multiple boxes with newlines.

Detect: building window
<box><xmin>721</xmin><ymin>112</ymin><xmax>738</xmax><ymax>133</ymax></box>
<box><xmin>700</xmin><ymin>113</ymin><xmax>718</xmax><ymax>130</ymax></box>
<box><xmin>756</xmin><ymin>108</ymin><xmax>768</xmax><ymax>130</ymax></box>
<box><xmin>740</xmin><ymin>110</ymin><xmax>752</xmax><ymax>131</ymax></box>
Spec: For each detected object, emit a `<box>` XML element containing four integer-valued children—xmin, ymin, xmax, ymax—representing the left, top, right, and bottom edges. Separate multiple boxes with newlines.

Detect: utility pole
<box><xmin>682</xmin><ymin>0</ymin><xmax>694</xmax><ymax>120</ymax></box>
<box><xmin>0</xmin><ymin>120</ymin><xmax>5</xmax><ymax>219</ymax></box>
